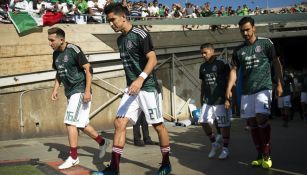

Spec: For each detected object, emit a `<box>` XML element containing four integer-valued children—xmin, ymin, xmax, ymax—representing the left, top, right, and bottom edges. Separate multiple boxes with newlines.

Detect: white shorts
<box><xmin>240</xmin><ymin>90</ymin><xmax>272</xmax><ymax>118</ymax></box>
<box><xmin>64</xmin><ymin>93</ymin><xmax>91</xmax><ymax>128</ymax></box>
<box><xmin>117</xmin><ymin>88</ymin><xmax>164</xmax><ymax>125</ymax></box>
<box><xmin>301</xmin><ymin>92</ymin><xmax>307</xmax><ymax>103</ymax></box>
<box><xmin>198</xmin><ymin>104</ymin><xmax>232</xmax><ymax>127</ymax></box>
<box><xmin>277</xmin><ymin>95</ymin><xmax>292</xmax><ymax>108</ymax></box>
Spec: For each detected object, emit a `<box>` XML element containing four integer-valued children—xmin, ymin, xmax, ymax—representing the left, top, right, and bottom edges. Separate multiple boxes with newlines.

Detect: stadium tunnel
<box><xmin>274</xmin><ymin>36</ymin><xmax>307</xmax><ymax>70</ymax></box>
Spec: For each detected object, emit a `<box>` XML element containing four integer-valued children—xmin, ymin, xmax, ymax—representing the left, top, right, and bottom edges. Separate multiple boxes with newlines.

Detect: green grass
<box><xmin>0</xmin><ymin>164</ymin><xmax>45</xmax><ymax>175</ymax></box>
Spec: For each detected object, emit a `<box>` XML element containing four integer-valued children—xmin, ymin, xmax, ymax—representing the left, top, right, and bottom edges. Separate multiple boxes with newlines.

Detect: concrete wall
<box><xmin>0</xmin><ymin>62</ymin><xmax>198</xmax><ymax>140</ymax></box>
<box><xmin>1</xmin><ymin>23</ymin><xmax>247</xmax><ymax>140</ymax></box>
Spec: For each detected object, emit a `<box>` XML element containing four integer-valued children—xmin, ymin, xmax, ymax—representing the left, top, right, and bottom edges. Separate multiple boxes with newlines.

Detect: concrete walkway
<box><xmin>0</xmin><ymin>117</ymin><xmax>306</xmax><ymax>175</ymax></box>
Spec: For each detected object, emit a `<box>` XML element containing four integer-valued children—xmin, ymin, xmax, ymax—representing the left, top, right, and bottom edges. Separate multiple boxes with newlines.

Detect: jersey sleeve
<box><xmin>266</xmin><ymin>39</ymin><xmax>276</xmax><ymax>62</ymax></box>
<box><xmin>75</xmin><ymin>51</ymin><xmax>89</xmax><ymax>67</ymax></box>
<box><xmin>141</xmin><ymin>32</ymin><xmax>154</xmax><ymax>55</ymax></box>
<box><xmin>52</xmin><ymin>52</ymin><xmax>57</xmax><ymax>70</ymax></box>
<box><xmin>199</xmin><ymin>64</ymin><xmax>204</xmax><ymax>80</ymax></box>
<box><xmin>231</xmin><ymin>48</ymin><xmax>240</xmax><ymax>68</ymax></box>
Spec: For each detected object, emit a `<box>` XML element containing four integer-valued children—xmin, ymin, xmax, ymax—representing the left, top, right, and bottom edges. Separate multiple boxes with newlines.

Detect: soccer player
<box><xmin>225</xmin><ymin>17</ymin><xmax>283</xmax><ymax>169</ymax></box>
<box><xmin>91</xmin><ymin>3</ymin><xmax>171</xmax><ymax>175</ymax></box>
<box><xmin>299</xmin><ymin>66</ymin><xmax>307</xmax><ymax>122</ymax></box>
<box><xmin>199</xmin><ymin>43</ymin><xmax>231</xmax><ymax>159</ymax></box>
<box><xmin>278</xmin><ymin>69</ymin><xmax>294</xmax><ymax>127</ymax></box>
<box><xmin>48</xmin><ymin>27</ymin><xmax>110</xmax><ymax>170</ymax></box>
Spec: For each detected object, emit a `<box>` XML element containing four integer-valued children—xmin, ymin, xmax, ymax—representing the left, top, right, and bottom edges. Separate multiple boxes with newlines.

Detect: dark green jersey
<box><xmin>117</xmin><ymin>26</ymin><xmax>159</xmax><ymax>92</ymax></box>
<box><xmin>232</xmin><ymin>37</ymin><xmax>276</xmax><ymax>95</ymax></box>
<box><xmin>199</xmin><ymin>57</ymin><xmax>230</xmax><ymax>105</ymax></box>
<box><xmin>281</xmin><ymin>73</ymin><xmax>294</xmax><ymax>96</ymax></box>
<box><xmin>298</xmin><ymin>73</ymin><xmax>307</xmax><ymax>92</ymax></box>
<box><xmin>52</xmin><ymin>43</ymin><xmax>89</xmax><ymax>98</ymax></box>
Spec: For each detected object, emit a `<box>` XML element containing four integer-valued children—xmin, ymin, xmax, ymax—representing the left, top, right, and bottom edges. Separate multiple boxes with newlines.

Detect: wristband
<box><xmin>139</xmin><ymin>72</ymin><xmax>148</xmax><ymax>79</ymax></box>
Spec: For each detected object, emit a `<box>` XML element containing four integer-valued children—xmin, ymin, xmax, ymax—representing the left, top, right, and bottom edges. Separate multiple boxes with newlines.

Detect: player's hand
<box><xmin>225</xmin><ymin>90</ymin><xmax>232</xmax><ymax>109</ymax></box>
<box><xmin>276</xmin><ymin>83</ymin><xmax>283</xmax><ymax>97</ymax></box>
<box><xmin>128</xmin><ymin>77</ymin><xmax>144</xmax><ymax>95</ymax></box>
<box><xmin>224</xmin><ymin>99</ymin><xmax>231</xmax><ymax>109</ymax></box>
<box><xmin>83</xmin><ymin>91</ymin><xmax>91</xmax><ymax>103</ymax></box>
<box><xmin>51</xmin><ymin>90</ymin><xmax>58</xmax><ymax>101</ymax></box>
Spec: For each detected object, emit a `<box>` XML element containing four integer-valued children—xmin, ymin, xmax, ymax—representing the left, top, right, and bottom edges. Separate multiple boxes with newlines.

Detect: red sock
<box><xmin>207</xmin><ymin>132</ymin><xmax>216</xmax><ymax>143</ymax></box>
<box><xmin>70</xmin><ymin>147</ymin><xmax>78</xmax><ymax>159</ymax></box>
<box><xmin>160</xmin><ymin>145</ymin><xmax>171</xmax><ymax>166</ymax></box>
<box><xmin>259</xmin><ymin>122</ymin><xmax>271</xmax><ymax>157</ymax></box>
<box><xmin>110</xmin><ymin>145</ymin><xmax>123</xmax><ymax>171</ymax></box>
<box><xmin>94</xmin><ymin>135</ymin><xmax>105</xmax><ymax>146</ymax></box>
<box><xmin>250</xmin><ymin>125</ymin><xmax>262</xmax><ymax>154</ymax></box>
<box><xmin>222</xmin><ymin>136</ymin><xmax>230</xmax><ymax>147</ymax></box>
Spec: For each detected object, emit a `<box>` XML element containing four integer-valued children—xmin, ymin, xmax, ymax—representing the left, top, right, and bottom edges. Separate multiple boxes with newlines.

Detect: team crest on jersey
<box><xmin>63</xmin><ymin>55</ymin><xmax>69</xmax><ymax>62</ymax></box>
<box><xmin>255</xmin><ymin>45</ymin><xmax>262</xmax><ymax>53</ymax></box>
<box><xmin>126</xmin><ymin>40</ymin><xmax>134</xmax><ymax>50</ymax></box>
<box><xmin>212</xmin><ymin>65</ymin><xmax>217</xmax><ymax>72</ymax></box>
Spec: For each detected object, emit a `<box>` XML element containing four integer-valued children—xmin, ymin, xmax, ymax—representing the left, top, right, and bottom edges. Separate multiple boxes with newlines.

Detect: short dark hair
<box><xmin>104</xmin><ymin>3</ymin><xmax>129</xmax><ymax>16</ymax></box>
<box><xmin>48</xmin><ymin>27</ymin><xmax>65</xmax><ymax>38</ymax></box>
<box><xmin>200</xmin><ymin>43</ymin><xmax>214</xmax><ymax>50</ymax></box>
<box><xmin>238</xmin><ymin>16</ymin><xmax>255</xmax><ymax>26</ymax></box>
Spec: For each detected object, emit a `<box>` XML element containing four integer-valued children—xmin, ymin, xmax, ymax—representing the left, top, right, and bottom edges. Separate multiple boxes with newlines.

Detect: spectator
<box><xmin>236</xmin><ymin>5</ymin><xmax>243</xmax><ymax>16</ymax></box>
<box><xmin>9</xmin><ymin>0</ymin><xmax>30</xmax><ymax>12</ymax></box>
<box><xmin>88</xmin><ymin>0</ymin><xmax>106</xmax><ymax>23</ymax></box>
<box><xmin>242</xmin><ymin>4</ymin><xmax>249</xmax><ymax>16</ymax></box>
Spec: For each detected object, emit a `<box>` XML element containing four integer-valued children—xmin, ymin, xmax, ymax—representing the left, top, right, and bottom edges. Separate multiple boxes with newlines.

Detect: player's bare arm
<box><xmin>82</xmin><ymin>63</ymin><xmax>92</xmax><ymax>103</ymax></box>
<box><xmin>51</xmin><ymin>73</ymin><xmax>61</xmax><ymax>101</ymax></box>
<box><xmin>273</xmin><ymin>57</ymin><xmax>283</xmax><ymax>97</ymax></box>
<box><xmin>128</xmin><ymin>51</ymin><xmax>157</xmax><ymax>95</ymax></box>
<box><xmin>225</xmin><ymin>66</ymin><xmax>237</xmax><ymax>109</ymax></box>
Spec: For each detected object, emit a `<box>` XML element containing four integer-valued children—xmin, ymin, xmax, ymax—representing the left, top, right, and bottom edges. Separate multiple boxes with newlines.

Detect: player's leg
<box><xmin>59</xmin><ymin>93</ymin><xmax>84</xmax><ymax>169</ymax></box>
<box><xmin>141</xmin><ymin>91</ymin><xmax>171</xmax><ymax>175</ymax></box>
<box><xmin>199</xmin><ymin>104</ymin><xmax>221</xmax><ymax>158</ymax></box>
<box><xmin>241</xmin><ymin>94</ymin><xmax>263</xmax><ymax>166</ymax></box>
<box><xmin>81</xmin><ymin>124</ymin><xmax>110</xmax><ymax>158</ymax></box>
<box><xmin>216</xmin><ymin>106</ymin><xmax>231</xmax><ymax>159</ymax></box>
<box><xmin>91</xmin><ymin>91</ymin><xmax>139</xmax><ymax>175</ymax></box>
<box><xmin>301</xmin><ymin>92</ymin><xmax>307</xmax><ymax>122</ymax></box>
<box><xmin>282</xmin><ymin>95</ymin><xmax>292</xmax><ymax>127</ymax></box>
<box><xmin>255</xmin><ymin>90</ymin><xmax>273</xmax><ymax>169</ymax></box>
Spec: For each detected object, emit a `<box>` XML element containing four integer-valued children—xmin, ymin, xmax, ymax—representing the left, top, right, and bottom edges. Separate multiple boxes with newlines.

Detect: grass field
<box><xmin>0</xmin><ymin>164</ymin><xmax>45</xmax><ymax>175</ymax></box>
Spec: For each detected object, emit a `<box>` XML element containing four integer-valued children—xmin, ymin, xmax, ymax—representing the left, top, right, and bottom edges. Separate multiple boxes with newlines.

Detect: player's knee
<box><xmin>152</xmin><ymin>122</ymin><xmax>165</xmax><ymax>132</ymax></box>
<box><xmin>114</xmin><ymin>118</ymin><xmax>127</xmax><ymax>131</ymax></box>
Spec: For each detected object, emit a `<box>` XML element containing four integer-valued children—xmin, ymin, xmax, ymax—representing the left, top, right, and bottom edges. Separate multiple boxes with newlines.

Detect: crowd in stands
<box><xmin>0</xmin><ymin>0</ymin><xmax>306</xmax><ymax>24</ymax></box>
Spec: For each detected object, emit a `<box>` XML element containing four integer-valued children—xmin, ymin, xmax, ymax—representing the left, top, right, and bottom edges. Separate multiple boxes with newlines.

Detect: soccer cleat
<box><xmin>157</xmin><ymin>164</ymin><xmax>172</xmax><ymax>175</ymax></box>
<box><xmin>208</xmin><ymin>142</ymin><xmax>221</xmax><ymax>159</ymax></box>
<box><xmin>58</xmin><ymin>156</ymin><xmax>79</xmax><ymax>169</ymax></box>
<box><xmin>251</xmin><ymin>159</ymin><xmax>263</xmax><ymax>166</ymax></box>
<box><xmin>99</xmin><ymin>139</ymin><xmax>110</xmax><ymax>159</ymax></box>
<box><xmin>262</xmin><ymin>157</ymin><xmax>272</xmax><ymax>169</ymax></box>
<box><xmin>91</xmin><ymin>167</ymin><xmax>119</xmax><ymax>175</ymax></box>
<box><xmin>218</xmin><ymin>147</ymin><xmax>229</xmax><ymax>160</ymax></box>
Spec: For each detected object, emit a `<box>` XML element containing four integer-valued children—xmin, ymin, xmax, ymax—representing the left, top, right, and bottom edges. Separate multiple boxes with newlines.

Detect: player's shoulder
<box><xmin>257</xmin><ymin>37</ymin><xmax>274</xmax><ymax>45</ymax></box>
<box><xmin>131</xmin><ymin>26</ymin><xmax>149</xmax><ymax>39</ymax></box>
<box><xmin>216</xmin><ymin>57</ymin><xmax>229</xmax><ymax>65</ymax></box>
<box><xmin>66</xmin><ymin>43</ymin><xmax>82</xmax><ymax>54</ymax></box>
<box><xmin>233</xmin><ymin>42</ymin><xmax>246</xmax><ymax>53</ymax></box>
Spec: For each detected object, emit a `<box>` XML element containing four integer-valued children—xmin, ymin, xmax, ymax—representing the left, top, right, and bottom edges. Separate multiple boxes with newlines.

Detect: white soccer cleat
<box><xmin>218</xmin><ymin>147</ymin><xmax>229</xmax><ymax>160</ymax></box>
<box><xmin>208</xmin><ymin>142</ymin><xmax>221</xmax><ymax>159</ymax></box>
<box><xmin>99</xmin><ymin>139</ymin><xmax>110</xmax><ymax>159</ymax></box>
<box><xmin>58</xmin><ymin>156</ymin><xmax>79</xmax><ymax>169</ymax></box>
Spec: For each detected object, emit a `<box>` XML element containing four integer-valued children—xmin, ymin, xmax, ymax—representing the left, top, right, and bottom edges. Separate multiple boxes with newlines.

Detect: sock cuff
<box><xmin>112</xmin><ymin>145</ymin><xmax>124</xmax><ymax>155</ymax></box>
<box><xmin>160</xmin><ymin>145</ymin><xmax>170</xmax><ymax>153</ymax></box>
